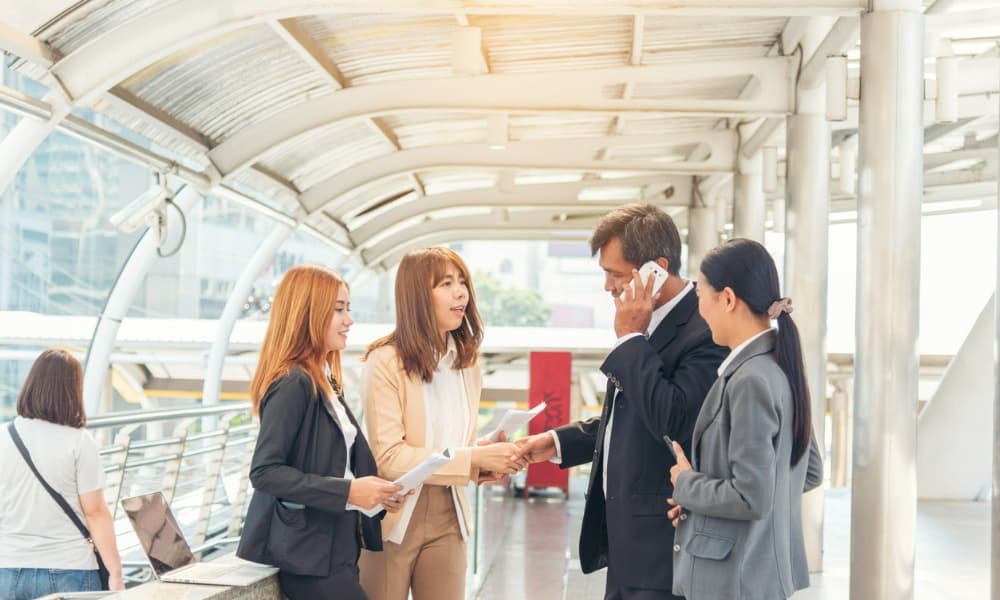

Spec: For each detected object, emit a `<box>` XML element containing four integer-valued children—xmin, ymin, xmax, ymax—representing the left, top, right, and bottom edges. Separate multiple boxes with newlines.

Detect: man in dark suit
<box><xmin>516</xmin><ymin>204</ymin><xmax>728</xmax><ymax>600</ymax></box>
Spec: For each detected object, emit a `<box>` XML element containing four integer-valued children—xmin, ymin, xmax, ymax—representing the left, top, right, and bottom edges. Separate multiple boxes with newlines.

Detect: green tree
<box><xmin>473</xmin><ymin>270</ymin><xmax>550</xmax><ymax>327</ymax></box>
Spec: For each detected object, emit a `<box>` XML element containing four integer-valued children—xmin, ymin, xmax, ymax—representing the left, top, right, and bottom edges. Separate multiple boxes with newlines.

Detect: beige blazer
<box><xmin>361</xmin><ymin>344</ymin><xmax>481</xmax><ymax>542</ymax></box>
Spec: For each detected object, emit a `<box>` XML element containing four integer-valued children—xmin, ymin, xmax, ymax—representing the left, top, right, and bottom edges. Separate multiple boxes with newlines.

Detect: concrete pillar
<box><xmin>686</xmin><ymin>206</ymin><xmax>717</xmax><ymax>278</ymax></box>
<box><xmin>377</xmin><ymin>269</ymin><xmax>394</xmax><ymax>323</ymax></box>
<box><xmin>852</xmin><ymin>3</ymin><xmax>924</xmax><ymax>598</ymax></box>
<box><xmin>733</xmin><ymin>152</ymin><xmax>765</xmax><ymax>242</ymax></box>
<box><xmin>785</xmin><ymin>21</ymin><xmax>832</xmax><ymax>574</ymax></box>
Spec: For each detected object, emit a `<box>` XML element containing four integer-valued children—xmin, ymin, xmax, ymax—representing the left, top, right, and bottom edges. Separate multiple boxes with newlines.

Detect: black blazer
<box><xmin>237</xmin><ymin>368</ymin><xmax>383</xmax><ymax>577</ymax></box>
<box><xmin>555</xmin><ymin>289</ymin><xmax>727</xmax><ymax>591</ymax></box>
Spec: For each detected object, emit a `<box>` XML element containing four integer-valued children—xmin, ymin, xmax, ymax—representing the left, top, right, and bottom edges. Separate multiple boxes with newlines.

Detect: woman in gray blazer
<box><xmin>666</xmin><ymin>239</ymin><xmax>823</xmax><ymax>600</ymax></box>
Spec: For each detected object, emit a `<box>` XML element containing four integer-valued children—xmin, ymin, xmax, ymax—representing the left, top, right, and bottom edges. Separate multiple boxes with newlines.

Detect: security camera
<box><xmin>109</xmin><ymin>184</ymin><xmax>173</xmax><ymax>232</ymax></box>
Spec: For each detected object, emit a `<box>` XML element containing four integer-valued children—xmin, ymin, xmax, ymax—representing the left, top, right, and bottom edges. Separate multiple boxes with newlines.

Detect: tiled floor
<box><xmin>470</xmin><ymin>479</ymin><xmax>990</xmax><ymax>599</ymax></box>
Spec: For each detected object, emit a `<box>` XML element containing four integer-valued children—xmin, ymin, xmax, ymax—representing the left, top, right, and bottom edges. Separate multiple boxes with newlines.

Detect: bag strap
<box><xmin>7</xmin><ymin>422</ymin><xmax>93</xmax><ymax>541</ymax></box>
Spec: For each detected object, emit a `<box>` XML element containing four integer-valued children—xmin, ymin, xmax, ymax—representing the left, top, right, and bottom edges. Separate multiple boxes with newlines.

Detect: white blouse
<box><xmin>387</xmin><ymin>335</ymin><xmax>471</xmax><ymax>543</ymax></box>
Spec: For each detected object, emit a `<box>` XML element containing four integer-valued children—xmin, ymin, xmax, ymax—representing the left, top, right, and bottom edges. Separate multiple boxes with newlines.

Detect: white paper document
<box><xmin>486</xmin><ymin>402</ymin><xmax>547</xmax><ymax>442</ymax></box>
<box><xmin>358</xmin><ymin>448</ymin><xmax>454</xmax><ymax>517</ymax></box>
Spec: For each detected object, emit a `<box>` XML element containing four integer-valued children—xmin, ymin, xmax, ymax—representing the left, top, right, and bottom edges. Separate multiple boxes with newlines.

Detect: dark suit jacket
<box><xmin>237</xmin><ymin>368</ymin><xmax>383</xmax><ymax>577</ymax></box>
<box><xmin>555</xmin><ymin>288</ymin><xmax>727</xmax><ymax>590</ymax></box>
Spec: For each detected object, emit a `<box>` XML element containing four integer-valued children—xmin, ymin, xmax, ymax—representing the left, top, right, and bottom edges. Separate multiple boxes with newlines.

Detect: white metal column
<box><xmin>852</xmin><ymin>3</ymin><xmax>924</xmax><ymax>599</ymax></box>
<box><xmin>785</xmin><ymin>21</ymin><xmax>832</xmax><ymax>573</ymax></box>
<box><xmin>993</xmin><ymin>55</ymin><xmax>1000</xmax><ymax>600</ymax></box>
<box><xmin>686</xmin><ymin>206</ymin><xmax>717</xmax><ymax>278</ymax></box>
<box><xmin>83</xmin><ymin>185</ymin><xmax>203</xmax><ymax>414</ymax></box>
<box><xmin>733</xmin><ymin>151</ymin><xmax>765</xmax><ymax>241</ymax></box>
<box><xmin>202</xmin><ymin>223</ymin><xmax>294</xmax><ymax>406</ymax></box>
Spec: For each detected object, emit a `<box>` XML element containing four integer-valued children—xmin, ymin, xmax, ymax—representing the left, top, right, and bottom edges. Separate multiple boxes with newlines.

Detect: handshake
<box><xmin>473</xmin><ymin>431</ymin><xmax>559</xmax><ymax>484</ymax></box>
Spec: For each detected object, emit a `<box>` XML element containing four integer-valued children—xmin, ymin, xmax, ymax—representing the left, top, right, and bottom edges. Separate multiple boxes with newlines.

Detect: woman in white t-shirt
<box><xmin>0</xmin><ymin>349</ymin><xmax>124</xmax><ymax>599</ymax></box>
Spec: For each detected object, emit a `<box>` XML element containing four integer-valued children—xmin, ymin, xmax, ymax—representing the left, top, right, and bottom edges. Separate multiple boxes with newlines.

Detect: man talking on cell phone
<box><xmin>515</xmin><ymin>203</ymin><xmax>727</xmax><ymax>600</ymax></box>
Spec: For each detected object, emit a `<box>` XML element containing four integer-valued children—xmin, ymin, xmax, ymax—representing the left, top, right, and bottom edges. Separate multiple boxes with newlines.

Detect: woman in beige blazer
<box><xmin>359</xmin><ymin>246</ymin><xmax>525</xmax><ymax>600</ymax></box>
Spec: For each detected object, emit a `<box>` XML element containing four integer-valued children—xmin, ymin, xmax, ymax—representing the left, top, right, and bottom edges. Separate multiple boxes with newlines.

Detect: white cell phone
<box><xmin>622</xmin><ymin>260</ymin><xmax>668</xmax><ymax>298</ymax></box>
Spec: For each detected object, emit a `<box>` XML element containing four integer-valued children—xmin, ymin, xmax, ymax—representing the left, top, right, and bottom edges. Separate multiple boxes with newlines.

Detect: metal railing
<box><xmin>86</xmin><ymin>403</ymin><xmax>257</xmax><ymax>581</ymax></box>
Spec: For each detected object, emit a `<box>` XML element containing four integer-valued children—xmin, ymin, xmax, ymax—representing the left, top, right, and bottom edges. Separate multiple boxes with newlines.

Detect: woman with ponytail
<box><xmin>666</xmin><ymin>239</ymin><xmax>823</xmax><ymax>600</ymax></box>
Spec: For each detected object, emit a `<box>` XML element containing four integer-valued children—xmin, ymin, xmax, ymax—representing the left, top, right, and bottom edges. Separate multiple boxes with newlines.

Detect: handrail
<box><xmin>87</xmin><ymin>403</ymin><xmax>252</xmax><ymax>428</ymax></box>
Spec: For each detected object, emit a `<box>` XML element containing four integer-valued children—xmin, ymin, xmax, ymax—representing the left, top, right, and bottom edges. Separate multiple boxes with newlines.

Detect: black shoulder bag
<box><xmin>7</xmin><ymin>423</ymin><xmax>111</xmax><ymax>589</ymax></box>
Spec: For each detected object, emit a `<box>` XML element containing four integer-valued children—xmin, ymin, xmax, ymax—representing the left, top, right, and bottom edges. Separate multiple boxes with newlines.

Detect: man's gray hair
<box><xmin>589</xmin><ymin>203</ymin><xmax>682</xmax><ymax>275</ymax></box>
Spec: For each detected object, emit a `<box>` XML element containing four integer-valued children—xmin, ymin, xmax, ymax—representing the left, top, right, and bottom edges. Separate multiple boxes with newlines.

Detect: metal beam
<box><xmin>269</xmin><ymin>18</ymin><xmax>347</xmax><ymax>89</ymax></box>
<box><xmin>348</xmin><ymin>174</ymin><xmax>689</xmax><ymax>243</ymax></box>
<box><xmin>361</xmin><ymin>212</ymin><xmax>601</xmax><ymax>268</ymax></box>
<box><xmin>299</xmin><ymin>132</ymin><xmax>738</xmax><ymax>216</ymax></box>
<box><xmin>207</xmin><ymin>57</ymin><xmax>791</xmax><ymax>176</ymax></box>
<box><xmin>83</xmin><ymin>185</ymin><xmax>204</xmax><ymax>414</ymax></box>
<box><xmin>203</xmin><ymin>223</ymin><xmax>294</xmax><ymax>406</ymax></box>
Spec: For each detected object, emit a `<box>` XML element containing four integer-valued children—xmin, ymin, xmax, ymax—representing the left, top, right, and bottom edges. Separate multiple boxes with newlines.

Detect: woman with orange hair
<box><xmin>237</xmin><ymin>265</ymin><xmax>407</xmax><ymax>600</ymax></box>
<box><xmin>359</xmin><ymin>247</ymin><xmax>525</xmax><ymax>600</ymax></box>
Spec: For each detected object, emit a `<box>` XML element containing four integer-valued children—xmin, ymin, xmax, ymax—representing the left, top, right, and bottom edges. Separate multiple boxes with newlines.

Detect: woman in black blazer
<box><xmin>237</xmin><ymin>265</ymin><xmax>408</xmax><ymax>600</ymax></box>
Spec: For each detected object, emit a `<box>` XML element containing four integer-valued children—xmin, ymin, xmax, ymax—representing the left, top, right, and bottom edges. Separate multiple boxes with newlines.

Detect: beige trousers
<box><xmin>359</xmin><ymin>485</ymin><xmax>467</xmax><ymax>600</ymax></box>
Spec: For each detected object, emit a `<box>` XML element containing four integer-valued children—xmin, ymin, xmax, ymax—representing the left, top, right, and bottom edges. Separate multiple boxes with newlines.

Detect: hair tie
<box><xmin>767</xmin><ymin>297</ymin><xmax>793</xmax><ymax>319</ymax></box>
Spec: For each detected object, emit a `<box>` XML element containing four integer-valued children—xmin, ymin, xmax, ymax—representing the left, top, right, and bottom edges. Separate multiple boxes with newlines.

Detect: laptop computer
<box><xmin>121</xmin><ymin>491</ymin><xmax>277</xmax><ymax>586</ymax></box>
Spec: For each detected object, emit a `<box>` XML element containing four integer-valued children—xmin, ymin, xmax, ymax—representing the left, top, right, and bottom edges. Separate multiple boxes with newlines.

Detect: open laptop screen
<box><xmin>121</xmin><ymin>492</ymin><xmax>196</xmax><ymax>576</ymax></box>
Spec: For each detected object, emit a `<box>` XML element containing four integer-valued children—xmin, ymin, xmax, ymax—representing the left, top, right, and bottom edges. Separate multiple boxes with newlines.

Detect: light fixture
<box><xmin>453</xmin><ymin>27</ymin><xmax>484</xmax><ymax>76</ymax></box>
<box><xmin>762</xmin><ymin>147</ymin><xmax>778</xmax><ymax>193</ymax></box>
<box><xmin>487</xmin><ymin>113</ymin><xmax>508</xmax><ymax>150</ymax></box>
<box><xmin>935</xmin><ymin>39</ymin><xmax>958</xmax><ymax>124</ymax></box>
<box><xmin>825</xmin><ymin>55</ymin><xmax>848</xmax><ymax>122</ymax></box>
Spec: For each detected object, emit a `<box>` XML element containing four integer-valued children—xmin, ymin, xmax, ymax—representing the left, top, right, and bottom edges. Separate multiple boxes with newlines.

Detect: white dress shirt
<box><xmin>325</xmin><ymin>367</ymin><xmax>362</xmax><ymax>512</ymax></box>
<box><xmin>717</xmin><ymin>328</ymin><xmax>774</xmax><ymax>376</ymax></box>
<box><xmin>388</xmin><ymin>334</ymin><xmax>471</xmax><ymax>542</ymax></box>
<box><xmin>551</xmin><ymin>281</ymin><xmax>694</xmax><ymax>498</ymax></box>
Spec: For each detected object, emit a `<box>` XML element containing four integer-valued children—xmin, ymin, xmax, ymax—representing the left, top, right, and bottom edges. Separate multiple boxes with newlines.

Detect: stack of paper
<box><xmin>485</xmin><ymin>402</ymin><xmax>547</xmax><ymax>443</ymax></box>
<box><xmin>359</xmin><ymin>449</ymin><xmax>454</xmax><ymax>517</ymax></box>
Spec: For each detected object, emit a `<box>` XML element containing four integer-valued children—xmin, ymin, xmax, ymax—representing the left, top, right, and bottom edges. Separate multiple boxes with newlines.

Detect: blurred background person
<box><xmin>0</xmin><ymin>349</ymin><xmax>124</xmax><ymax>599</ymax></box>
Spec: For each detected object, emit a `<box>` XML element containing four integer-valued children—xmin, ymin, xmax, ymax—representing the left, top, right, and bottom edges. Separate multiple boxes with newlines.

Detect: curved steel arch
<box><xmin>359</xmin><ymin>208</ymin><xmax>604</xmax><ymax>267</ymax></box>
<box><xmin>300</xmin><ymin>133</ymin><xmax>735</xmax><ymax>216</ymax></box>
<box><xmin>365</xmin><ymin>229</ymin><xmax>591</xmax><ymax>272</ymax></box>
<box><xmin>348</xmin><ymin>174</ymin><xmax>691</xmax><ymax>245</ymax></box>
<box><xmin>207</xmin><ymin>58</ymin><xmax>789</xmax><ymax>176</ymax></box>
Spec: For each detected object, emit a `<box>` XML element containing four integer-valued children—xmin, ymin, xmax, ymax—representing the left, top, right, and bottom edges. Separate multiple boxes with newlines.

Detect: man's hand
<box><xmin>613</xmin><ymin>269</ymin><xmax>660</xmax><ymax>338</ymax></box>
<box><xmin>669</xmin><ymin>442</ymin><xmax>692</xmax><ymax>487</ymax></box>
<box><xmin>513</xmin><ymin>432</ymin><xmax>557</xmax><ymax>463</ymax></box>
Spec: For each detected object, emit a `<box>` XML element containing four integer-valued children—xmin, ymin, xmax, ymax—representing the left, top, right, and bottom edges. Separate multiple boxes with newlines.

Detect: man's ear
<box><xmin>656</xmin><ymin>257</ymin><xmax>670</xmax><ymax>273</ymax></box>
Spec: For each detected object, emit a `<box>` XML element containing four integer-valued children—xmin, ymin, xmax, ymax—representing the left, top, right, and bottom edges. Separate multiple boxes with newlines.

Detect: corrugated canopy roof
<box><xmin>1</xmin><ymin>0</ymin><xmax>998</xmax><ymax>269</ymax></box>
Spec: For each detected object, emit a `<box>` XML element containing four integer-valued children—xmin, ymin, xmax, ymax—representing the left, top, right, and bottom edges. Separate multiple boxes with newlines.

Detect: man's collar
<box><xmin>647</xmin><ymin>279</ymin><xmax>694</xmax><ymax>336</ymax></box>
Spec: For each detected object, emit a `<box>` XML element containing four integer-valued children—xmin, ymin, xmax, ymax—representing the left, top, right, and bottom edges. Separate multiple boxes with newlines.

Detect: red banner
<box><xmin>525</xmin><ymin>351</ymin><xmax>571</xmax><ymax>497</ymax></box>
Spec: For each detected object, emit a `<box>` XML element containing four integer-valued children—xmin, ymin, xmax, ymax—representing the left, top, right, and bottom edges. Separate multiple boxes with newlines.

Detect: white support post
<box><xmin>785</xmin><ymin>20</ymin><xmax>832</xmax><ymax>574</ymax></box>
<box><xmin>852</xmin><ymin>2</ymin><xmax>924</xmax><ymax>598</ymax></box>
<box><xmin>686</xmin><ymin>206</ymin><xmax>717</xmax><ymax>278</ymax></box>
<box><xmin>202</xmin><ymin>223</ymin><xmax>294</xmax><ymax>406</ymax></box>
<box><xmin>734</xmin><ymin>151</ymin><xmax>765</xmax><ymax>241</ymax></box>
<box><xmin>993</xmin><ymin>51</ymin><xmax>1000</xmax><ymax>600</ymax></box>
<box><xmin>83</xmin><ymin>185</ymin><xmax>203</xmax><ymax>414</ymax></box>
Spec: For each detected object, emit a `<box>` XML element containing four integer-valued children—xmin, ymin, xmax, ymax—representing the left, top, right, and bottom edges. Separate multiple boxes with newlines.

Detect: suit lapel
<box><xmin>647</xmin><ymin>286</ymin><xmax>697</xmax><ymax>353</ymax></box>
<box><xmin>691</xmin><ymin>330</ymin><xmax>777</xmax><ymax>463</ymax></box>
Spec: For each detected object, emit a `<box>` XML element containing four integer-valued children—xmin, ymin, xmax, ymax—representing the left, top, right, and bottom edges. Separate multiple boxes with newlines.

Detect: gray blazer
<box><xmin>671</xmin><ymin>330</ymin><xmax>823</xmax><ymax>600</ymax></box>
